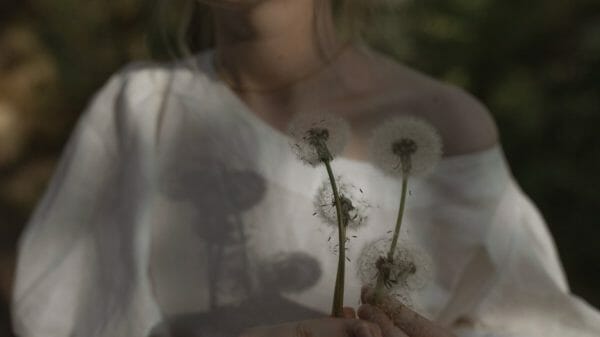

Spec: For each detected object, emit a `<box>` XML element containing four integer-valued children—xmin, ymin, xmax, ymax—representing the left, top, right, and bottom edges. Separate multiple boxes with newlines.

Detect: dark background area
<box><xmin>0</xmin><ymin>0</ymin><xmax>598</xmax><ymax>335</ymax></box>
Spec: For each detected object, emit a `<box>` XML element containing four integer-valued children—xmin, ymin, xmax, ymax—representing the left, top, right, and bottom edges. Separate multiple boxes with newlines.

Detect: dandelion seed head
<box><xmin>314</xmin><ymin>176</ymin><xmax>370</xmax><ymax>230</ymax></box>
<box><xmin>369</xmin><ymin>116</ymin><xmax>442</xmax><ymax>177</ymax></box>
<box><xmin>357</xmin><ymin>238</ymin><xmax>432</xmax><ymax>293</ymax></box>
<box><xmin>362</xmin><ymin>285</ymin><xmax>419</xmax><ymax>314</ymax></box>
<box><xmin>392</xmin><ymin>139</ymin><xmax>418</xmax><ymax>157</ymax></box>
<box><xmin>288</xmin><ymin>112</ymin><xmax>350</xmax><ymax>166</ymax></box>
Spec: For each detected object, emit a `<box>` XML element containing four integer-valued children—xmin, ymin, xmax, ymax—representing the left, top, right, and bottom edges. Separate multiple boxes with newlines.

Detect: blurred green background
<box><xmin>0</xmin><ymin>0</ymin><xmax>598</xmax><ymax>335</ymax></box>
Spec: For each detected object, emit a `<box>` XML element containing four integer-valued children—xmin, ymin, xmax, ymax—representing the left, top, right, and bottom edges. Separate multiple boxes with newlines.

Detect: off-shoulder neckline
<box><xmin>197</xmin><ymin>49</ymin><xmax>504</xmax><ymax>171</ymax></box>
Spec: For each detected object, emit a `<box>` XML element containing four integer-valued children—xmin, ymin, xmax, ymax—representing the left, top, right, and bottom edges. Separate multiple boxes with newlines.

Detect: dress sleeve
<box><xmin>11</xmin><ymin>67</ymin><xmax>163</xmax><ymax>337</ymax></box>
<box><xmin>457</xmin><ymin>181</ymin><xmax>600</xmax><ymax>337</ymax></box>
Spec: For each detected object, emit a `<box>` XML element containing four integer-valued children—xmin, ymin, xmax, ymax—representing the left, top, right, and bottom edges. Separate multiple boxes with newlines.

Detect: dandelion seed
<box><xmin>314</xmin><ymin>176</ymin><xmax>370</xmax><ymax>230</ymax></box>
<box><xmin>357</xmin><ymin>238</ymin><xmax>432</xmax><ymax>293</ymax></box>
<box><xmin>288</xmin><ymin>112</ymin><xmax>350</xmax><ymax>166</ymax></box>
<box><xmin>369</xmin><ymin>116</ymin><xmax>442</xmax><ymax>177</ymax></box>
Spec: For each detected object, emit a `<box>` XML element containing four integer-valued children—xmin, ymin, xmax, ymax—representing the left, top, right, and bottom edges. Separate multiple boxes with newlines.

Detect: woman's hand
<box><xmin>240</xmin><ymin>308</ymin><xmax>382</xmax><ymax>337</ymax></box>
<box><xmin>241</xmin><ymin>319</ymin><xmax>380</xmax><ymax>337</ymax></box>
<box><xmin>358</xmin><ymin>288</ymin><xmax>457</xmax><ymax>337</ymax></box>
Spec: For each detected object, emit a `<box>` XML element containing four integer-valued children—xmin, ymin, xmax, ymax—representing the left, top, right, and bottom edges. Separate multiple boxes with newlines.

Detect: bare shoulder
<box><xmin>345</xmin><ymin>48</ymin><xmax>499</xmax><ymax>157</ymax></box>
<box><xmin>412</xmin><ymin>76</ymin><xmax>500</xmax><ymax>156</ymax></box>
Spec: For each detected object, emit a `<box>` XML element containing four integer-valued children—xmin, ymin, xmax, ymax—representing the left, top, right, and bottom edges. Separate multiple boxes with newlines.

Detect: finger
<box><xmin>343</xmin><ymin>307</ymin><xmax>357</xmax><ymax>319</ymax></box>
<box><xmin>361</xmin><ymin>286</ymin><xmax>376</xmax><ymax>304</ymax></box>
<box><xmin>365</xmin><ymin>295</ymin><xmax>455</xmax><ymax>337</ymax></box>
<box><xmin>347</xmin><ymin>319</ymin><xmax>384</xmax><ymax>337</ymax></box>
<box><xmin>358</xmin><ymin>304</ymin><xmax>408</xmax><ymax>337</ymax></box>
<box><xmin>388</xmin><ymin>304</ymin><xmax>455</xmax><ymax>337</ymax></box>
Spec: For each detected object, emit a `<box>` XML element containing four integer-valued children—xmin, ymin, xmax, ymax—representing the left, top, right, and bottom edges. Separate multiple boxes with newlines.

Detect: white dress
<box><xmin>11</xmin><ymin>51</ymin><xmax>600</xmax><ymax>337</ymax></box>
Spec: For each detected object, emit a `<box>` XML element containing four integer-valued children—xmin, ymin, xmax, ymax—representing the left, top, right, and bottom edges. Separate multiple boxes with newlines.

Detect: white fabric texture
<box><xmin>12</xmin><ymin>51</ymin><xmax>600</xmax><ymax>337</ymax></box>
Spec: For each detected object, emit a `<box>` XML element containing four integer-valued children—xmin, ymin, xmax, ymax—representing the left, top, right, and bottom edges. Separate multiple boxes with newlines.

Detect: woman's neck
<box><xmin>212</xmin><ymin>0</ymin><xmax>343</xmax><ymax>92</ymax></box>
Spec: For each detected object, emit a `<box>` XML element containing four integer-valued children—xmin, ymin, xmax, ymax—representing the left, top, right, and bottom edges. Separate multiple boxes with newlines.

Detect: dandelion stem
<box><xmin>388</xmin><ymin>175</ymin><xmax>409</xmax><ymax>260</ymax></box>
<box><xmin>372</xmin><ymin>175</ymin><xmax>409</xmax><ymax>304</ymax></box>
<box><xmin>324</xmin><ymin>158</ymin><xmax>346</xmax><ymax>318</ymax></box>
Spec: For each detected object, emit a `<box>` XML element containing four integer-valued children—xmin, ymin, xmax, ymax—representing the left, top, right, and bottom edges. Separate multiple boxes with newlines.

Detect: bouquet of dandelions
<box><xmin>287</xmin><ymin>113</ymin><xmax>442</xmax><ymax>317</ymax></box>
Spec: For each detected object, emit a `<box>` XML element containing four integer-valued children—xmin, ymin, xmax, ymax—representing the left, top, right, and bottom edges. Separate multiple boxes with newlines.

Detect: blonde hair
<box><xmin>152</xmin><ymin>0</ymin><xmax>398</xmax><ymax>60</ymax></box>
<box><xmin>150</xmin><ymin>0</ymin><xmax>403</xmax><ymax>150</ymax></box>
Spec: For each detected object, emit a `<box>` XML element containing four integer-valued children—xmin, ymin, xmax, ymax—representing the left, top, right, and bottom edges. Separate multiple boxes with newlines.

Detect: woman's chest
<box><xmin>145</xmin><ymin>104</ymin><xmax>501</xmax><ymax>322</ymax></box>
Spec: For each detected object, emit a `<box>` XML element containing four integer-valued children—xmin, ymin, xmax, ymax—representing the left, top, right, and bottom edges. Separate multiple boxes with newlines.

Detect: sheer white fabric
<box><xmin>12</xmin><ymin>51</ymin><xmax>600</xmax><ymax>337</ymax></box>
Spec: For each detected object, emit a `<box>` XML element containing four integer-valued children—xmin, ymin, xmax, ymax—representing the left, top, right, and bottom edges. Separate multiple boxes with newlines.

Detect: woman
<box><xmin>11</xmin><ymin>0</ymin><xmax>600</xmax><ymax>336</ymax></box>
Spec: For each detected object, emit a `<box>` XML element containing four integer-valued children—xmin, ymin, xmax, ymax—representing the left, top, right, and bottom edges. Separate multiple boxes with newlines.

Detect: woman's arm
<box><xmin>11</xmin><ymin>69</ymin><xmax>133</xmax><ymax>337</ymax></box>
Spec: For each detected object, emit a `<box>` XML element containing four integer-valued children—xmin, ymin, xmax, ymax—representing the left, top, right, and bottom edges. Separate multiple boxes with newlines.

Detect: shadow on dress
<box><xmin>151</xmin><ymin>106</ymin><xmax>326</xmax><ymax>336</ymax></box>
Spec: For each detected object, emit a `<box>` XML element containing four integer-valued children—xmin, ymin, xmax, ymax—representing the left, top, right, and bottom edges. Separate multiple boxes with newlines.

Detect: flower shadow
<box><xmin>150</xmin><ymin>107</ymin><xmax>325</xmax><ymax>336</ymax></box>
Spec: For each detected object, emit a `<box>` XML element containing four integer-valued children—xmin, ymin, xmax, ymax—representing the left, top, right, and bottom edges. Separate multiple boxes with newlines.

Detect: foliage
<box><xmin>0</xmin><ymin>0</ymin><xmax>598</xmax><ymax>335</ymax></box>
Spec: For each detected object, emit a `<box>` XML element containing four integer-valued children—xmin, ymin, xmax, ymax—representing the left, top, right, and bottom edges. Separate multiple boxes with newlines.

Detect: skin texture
<box><xmin>200</xmin><ymin>0</ymin><xmax>498</xmax><ymax>160</ymax></box>
<box><xmin>359</xmin><ymin>287</ymin><xmax>457</xmax><ymax>337</ymax></box>
<box><xmin>241</xmin><ymin>311</ymin><xmax>384</xmax><ymax>337</ymax></box>
<box><xmin>198</xmin><ymin>1</ymin><xmax>493</xmax><ymax>336</ymax></box>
